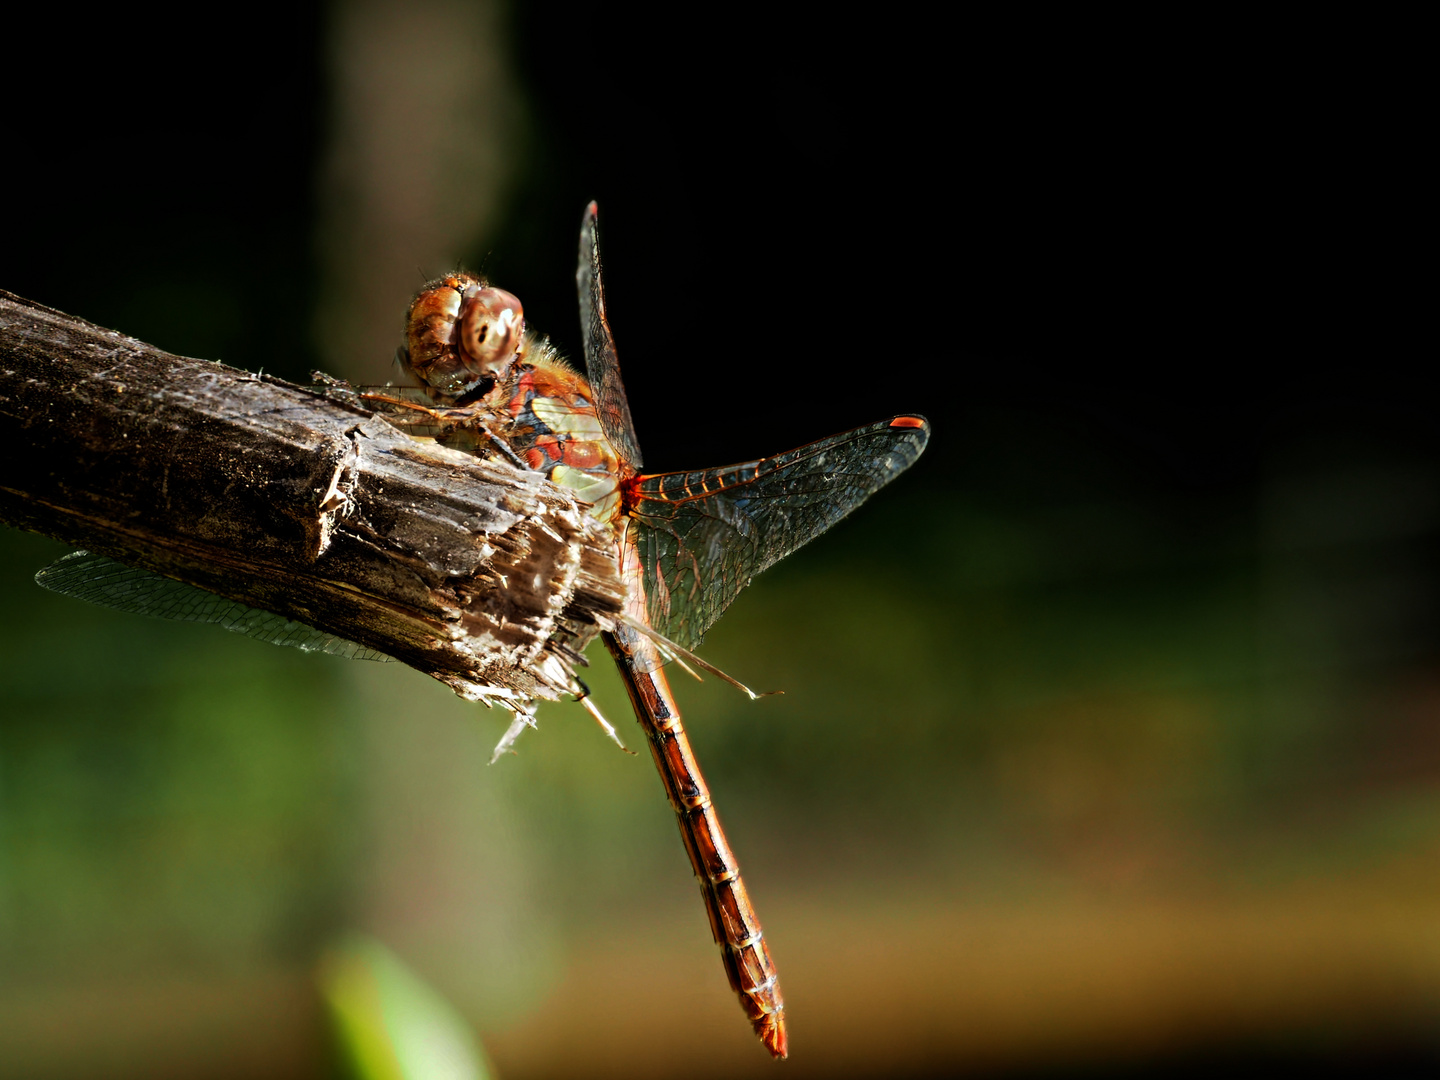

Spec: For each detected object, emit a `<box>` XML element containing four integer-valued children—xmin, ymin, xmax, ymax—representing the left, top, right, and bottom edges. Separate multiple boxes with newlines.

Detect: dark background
<box><xmin>1</xmin><ymin>5</ymin><xmax>1432</xmax><ymax>1078</ymax></box>
<box><xmin>10</xmin><ymin>10</ymin><xmax>1416</xmax><ymax>472</ymax></box>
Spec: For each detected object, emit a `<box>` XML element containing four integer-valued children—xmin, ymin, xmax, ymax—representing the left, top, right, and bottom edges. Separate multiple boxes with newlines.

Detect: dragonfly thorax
<box><xmin>500</xmin><ymin>353</ymin><xmax>625</xmax><ymax>525</ymax></box>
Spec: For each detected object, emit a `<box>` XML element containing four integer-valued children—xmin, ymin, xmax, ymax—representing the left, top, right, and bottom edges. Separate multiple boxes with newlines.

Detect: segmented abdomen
<box><xmin>605</xmin><ymin>621</ymin><xmax>787</xmax><ymax>1058</ymax></box>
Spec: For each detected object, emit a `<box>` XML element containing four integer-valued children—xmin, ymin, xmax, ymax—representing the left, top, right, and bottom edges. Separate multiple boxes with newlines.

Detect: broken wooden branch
<box><xmin>0</xmin><ymin>290</ymin><xmax>626</xmax><ymax>705</ymax></box>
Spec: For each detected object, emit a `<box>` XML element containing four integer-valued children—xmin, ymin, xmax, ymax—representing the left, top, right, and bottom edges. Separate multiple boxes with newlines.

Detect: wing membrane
<box><xmin>36</xmin><ymin>551</ymin><xmax>392</xmax><ymax>661</ymax></box>
<box><xmin>577</xmin><ymin>202</ymin><xmax>643</xmax><ymax>473</ymax></box>
<box><xmin>629</xmin><ymin>416</ymin><xmax>930</xmax><ymax>649</ymax></box>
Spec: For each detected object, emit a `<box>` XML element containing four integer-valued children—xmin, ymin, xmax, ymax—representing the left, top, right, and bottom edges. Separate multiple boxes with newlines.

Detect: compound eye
<box><xmin>459</xmin><ymin>286</ymin><xmax>524</xmax><ymax>378</ymax></box>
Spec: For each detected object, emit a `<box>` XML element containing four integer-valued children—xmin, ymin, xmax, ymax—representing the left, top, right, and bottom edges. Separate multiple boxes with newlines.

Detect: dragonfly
<box><xmin>370</xmin><ymin>204</ymin><xmax>930</xmax><ymax>1057</ymax></box>
<box><xmin>34</xmin><ymin>203</ymin><xmax>929</xmax><ymax>1058</ymax></box>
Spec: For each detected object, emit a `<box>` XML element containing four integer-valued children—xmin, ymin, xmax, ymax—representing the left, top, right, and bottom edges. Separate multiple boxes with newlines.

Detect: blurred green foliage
<box><xmin>0</xmin><ymin>530</ymin><xmax>361</xmax><ymax>980</ymax></box>
<box><xmin>322</xmin><ymin>936</ymin><xmax>494</xmax><ymax>1080</ymax></box>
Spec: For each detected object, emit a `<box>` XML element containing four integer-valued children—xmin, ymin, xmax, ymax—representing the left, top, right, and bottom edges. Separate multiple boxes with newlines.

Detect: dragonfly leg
<box><xmin>357</xmin><ymin>392</ymin><xmax>528</xmax><ymax>470</ymax></box>
<box><xmin>481</xmin><ymin>427</ymin><xmax>527</xmax><ymax>469</ymax></box>
<box><xmin>573</xmin><ymin>679</ymin><xmax>635</xmax><ymax>755</ymax></box>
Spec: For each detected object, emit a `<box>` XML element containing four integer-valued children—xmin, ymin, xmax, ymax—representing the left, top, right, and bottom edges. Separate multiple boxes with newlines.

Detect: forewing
<box><xmin>35</xmin><ymin>551</ymin><xmax>392</xmax><ymax>661</ymax></box>
<box><xmin>577</xmin><ymin>202</ymin><xmax>643</xmax><ymax>473</ymax></box>
<box><xmin>629</xmin><ymin>416</ymin><xmax>930</xmax><ymax>649</ymax></box>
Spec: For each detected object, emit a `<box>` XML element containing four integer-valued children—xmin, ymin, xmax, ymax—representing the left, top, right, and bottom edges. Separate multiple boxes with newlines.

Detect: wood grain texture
<box><xmin>0</xmin><ymin>290</ymin><xmax>625</xmax><ymax>704</ymax></box>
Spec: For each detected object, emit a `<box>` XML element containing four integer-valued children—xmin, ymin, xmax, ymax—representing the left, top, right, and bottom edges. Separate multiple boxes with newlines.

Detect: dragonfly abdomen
<box><xmin>605</xmin><ymin>626</ymin><xmax>787</xmax><ymax>1058</ymax></box>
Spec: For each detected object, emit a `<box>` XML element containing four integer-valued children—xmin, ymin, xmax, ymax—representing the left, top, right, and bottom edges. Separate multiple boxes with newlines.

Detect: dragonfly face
<box><xmin>388</xmin><ymin>204</ymin><xmax>931</xmax><ymax>1059</ymax></box>
<box><xmin>402</xmin><ymin>274</ymin><xmax>527</xmax><ymax>398</ymax></box>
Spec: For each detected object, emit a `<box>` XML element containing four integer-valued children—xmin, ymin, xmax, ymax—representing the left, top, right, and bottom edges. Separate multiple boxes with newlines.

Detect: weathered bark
<box><xmin>0</xmin><ymin>290</ymin><xmax>626</xmax><ymax>705</ymax></box>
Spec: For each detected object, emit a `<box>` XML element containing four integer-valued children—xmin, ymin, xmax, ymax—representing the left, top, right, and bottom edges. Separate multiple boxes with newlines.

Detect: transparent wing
<box><xmin>35</xmin><ymin>551</ymin><xmax>393</xmax><ymax>661</ymax></box>
<box><xmin>577</xmin><ymin>202</ymin><xmax>643</xmax><ymax>473</ymax></box>
<box><xmin>629</xmin><ymin>415</ymin><xmax>930</xmax><ymax>650</ymax></box>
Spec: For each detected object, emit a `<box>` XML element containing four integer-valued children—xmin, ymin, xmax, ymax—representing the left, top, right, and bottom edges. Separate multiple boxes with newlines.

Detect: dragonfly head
<box><xmin>403</xmin><ymin>275</ymin><xmax>526</xmax><ymax>399</ymax></box>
